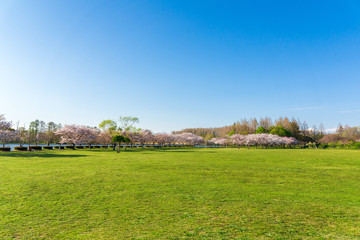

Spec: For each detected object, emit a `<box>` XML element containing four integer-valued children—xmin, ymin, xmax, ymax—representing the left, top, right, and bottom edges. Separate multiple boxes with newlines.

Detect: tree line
<box><xmin>0</xmin><ymin>115</ymin><xmax>205</xmax><ymax>151</ymax></box>
<box><xmin>1</xmin><ymin>114</ymin><xmax>360</xmax><ymax>150</ymax></box>
<box><xmin>173</xmin><ymin>117</ymin><xmax>328</xmax><ymax>141</ymax></box>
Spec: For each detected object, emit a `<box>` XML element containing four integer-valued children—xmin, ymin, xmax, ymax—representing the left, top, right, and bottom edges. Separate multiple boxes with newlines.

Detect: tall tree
<box><xmin>289</xmin><ymin>118</ymin><xmax>300</xmax><ymax>138</ymax></box>
<box><xmin>300</xmin><ymin>121</ymin><xmax>308</xmax><ymax>138</ymax></box>
<box><xmin>99</xmin><ymin>120</ymin><xmax>117</xmax><ymax>135</ymax></box>
<box><xmin>29</xmin><ymin>120</ymin><xmax>40</xmax><ymax>145</ymax></box>
<box><xmin>39</xmin><ymin>121</ymin><xmax>46</xmax><ymax>133</ymax></box>
<box><xmin>47</xmin><ymin>122</ymin><xmax>56</xmax><ymax>132</ymax></box>
<box><xmin>249</xmin><ymin>118</ymin><xmax>259</xmax><ymax>133</ymax></box>
<box><xmin>336</xmin><ymin>123</ymin><xmax>344</xmax><ymax>135</ymax></box>
<box><xmin>312</xmin><ymin>125</ymin><xmax>318</xmax><ymax>142</ymax></box>
<box><xmin>118</xmin><ymin>116</ymin><xmax>139</xmax><ymax>131</ymax></box>
<box><xmin>259</xmin><ymin>117</ymin><xmax>272</xmax><ymax>130</ymax></box>
<box><xmin>319</xmin><ymin>123</ymin><xmax>325</xmax><ymax>138</ymax></box>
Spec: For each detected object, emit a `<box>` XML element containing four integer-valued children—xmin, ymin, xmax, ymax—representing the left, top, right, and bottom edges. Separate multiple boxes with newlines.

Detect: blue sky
<box><xmin>1</xmin><ymin>0</ymin><xmax>359</xmax><ymax>132</ymax></box>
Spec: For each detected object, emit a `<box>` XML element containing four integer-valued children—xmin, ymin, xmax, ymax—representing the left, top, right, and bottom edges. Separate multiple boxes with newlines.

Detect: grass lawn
<box><xmin>0</xmin><ymin>148</ymin><xmax>360</xmax><ymax>239</ymax></box>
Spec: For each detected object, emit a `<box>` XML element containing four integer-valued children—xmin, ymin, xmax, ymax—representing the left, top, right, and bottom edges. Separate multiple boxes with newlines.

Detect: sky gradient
<box><xmin>1</xmin><ymin>0</ymin><xmax>360</xmax><ymax>132</ymax></box>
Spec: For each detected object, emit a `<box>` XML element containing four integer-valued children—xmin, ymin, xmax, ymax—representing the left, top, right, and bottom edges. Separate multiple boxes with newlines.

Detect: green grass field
<box><xmin>1</xmin><ymin>148</ymin><xmax>360</xmax><ymax>239</ymax></box>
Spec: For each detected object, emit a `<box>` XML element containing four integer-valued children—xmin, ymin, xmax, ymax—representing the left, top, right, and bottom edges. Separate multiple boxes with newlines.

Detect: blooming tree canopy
<box><xmin>55</xmin><ymin>125</ymin><xmax>99</xmax><ymax>146</ymax></box>
<box><xmin>210</xmin><ymin>134</ymin><xmax>299</xmax><ymax>148</ymax></box>
<box><xmin>0</xmin><ymin>114</ymin><xmax>12</xmax><ymax>130</ymax></box>
<box><xmin>0</xmin><ymin>114</ymin><xmax>15</xmax><ymax>147</ymax></box>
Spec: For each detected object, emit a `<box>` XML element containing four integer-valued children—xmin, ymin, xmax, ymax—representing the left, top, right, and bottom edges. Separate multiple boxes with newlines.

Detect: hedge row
<box><xmin>14</xmin><ymin>147</ymin><xmax>28</xmax><ymax>151</ymax></box>
<box><xmin>29</xmin><ymin>146</ymin><xmax>42</xmax><ymax>151</ymax></box>
<box><xmin>53</xmin><ymin>146</ymin><xmax>65</xmax><ymax>149</ymax></box>
<box><xmin>1</xmin><ymin>145</ymin><xmax>120</xmax><ymax>152</ymax></box>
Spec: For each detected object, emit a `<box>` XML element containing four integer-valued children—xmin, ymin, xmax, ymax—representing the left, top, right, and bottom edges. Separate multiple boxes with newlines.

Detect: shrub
<box><xmin>84</xmin><ymin>146</ymin><xmax>93</xmax><ymax>149</ymax></box>
<box><xmin>53</xmin><ymin>146</ymin><xmax>65</xmax><ymax>150</ymax></box>
<box><xmin>43</xmin><ymin>146</ymin><xmax>53</xmax><ymax>150</ymax></box>
<box><xmin>101</xmin><ymin>146</ymin><xmax>108</xmax><ymax>148</ymax></box>
<box><xmin>76</xmin><ymin>146</ymin><xmax>84</xmax><ymax>149</ymax></box>
<box><xmin>0</xmin><ymin>147</ymin><xmax>11</xmax><ymax>151</ymax></box>
<box><xmin>65</xmin><ymin>146</ymin><xmax>75</xmax><ymax>150</ymax></box>
<box><xmin>318</xmin><ymin>144</ymin><xmax>329</xmax><ymax>149</ymax></box>
<box><xmin>14</xmin><ymin>147</ymin><xmax>27</xmax><ymax>151</ymax></box>
<box><xmin>29</xmin><ymin>146</ymin><xmax>42</xmax><ymax>151</ymax></box>
<box><xmin>353</xmin><ymin>142</ymin><xmax>360</xmax><ymax>149</ymax></box>
<box><xmin>94</xmin><ymin>146</ymin><xmax>100</xmax><ymax>148</ymax></box>
<box><xmin>255</xmin><ymin>126</ymin><xmax>267</xmax><ymax>134</ymax></box>
<box><xmin>306</xmin><ymin>142</ymin><xmax>318</xmax><ymax>149</ymax></box>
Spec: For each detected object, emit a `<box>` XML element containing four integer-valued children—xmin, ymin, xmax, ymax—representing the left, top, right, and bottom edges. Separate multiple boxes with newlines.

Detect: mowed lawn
<box><xmin>1</xmin><ymin>148</ymin><xmax>360</xmax><ymax>239</ymax></box>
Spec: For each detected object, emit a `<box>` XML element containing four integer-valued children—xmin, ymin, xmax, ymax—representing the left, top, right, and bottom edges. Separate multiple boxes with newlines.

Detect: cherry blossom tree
<box><xmin>244</xmin><ymin>134</ymin><xmax>258</xmax><ymax>148</ymax></box>
<box><xmin>174</xmin><ymin>133</ymin><xmax>204</xmax><ymax>146</ymax></box>
<box><xmin>281</xmin><ymin>137</ymin><xmax>298</xmax><ymax>148</ymax></box>
<box><xmin>208</xmin><ymin>138</ymin><xmax>217</xmax><ymax>145</ymax></box>
<box><xmin>0</xmin><ymin>114</ymin><xmax>12</xmax><ymax>130</ymax></box>
<box><xmin>0</xmin><ymin>130</ymin><xmax>16</xmax><ymax>147</ymax></box>
<box><xmin>138</xmin><ymin>130</ymin><xmax>154</xmax><ymax>147</ymax></box>
<box><xmin>174</xmin><ymin>134</ymin><xmax>186</xmax><ymax>145</ymax></box>
<box><xmin>97</xmin><ymin>131</ymin><xmax>113</xmax><ymax>146</ymax></box>
<box><xmin>15</xmin><ymin>127</ymin><xmax>27</xmax><ymax>147</ymax></box>
<box><xmin>86</xmin><ymin>128</ymin><xmax>100</xmax><ymax>147</ymax></box>
<box><xmin>154</xmin><ymin>133</ymin><xmax>170</xmax><ymax>147</ymax></box>
<box><xmin>0</xmin><ymin>114</ymin><xmax>15</xmax><ymax>147</ymax></box>
<box><xmin>230</xmin><ymin>134</ymin><xmax>245</xmax><ymax>147</ymax></box>
<box><xmin>123</xmin><ymin>130</ymin><xmax>141</xmax><ymax>148</ymax></box>
<box><xmin>55</xmin><ymin>125</ymin><xmax>99</xmax><ymax>147</ymax></box>
<box><xmin>166</xmin><ymin>134</ymin><xmax>176</xmax><ymax>146</ymax></box>
<box><xmin>208</xmin><ymin>133</ymin><xmax>299</xmax><ymax>148</ymax></box>
<box><xmin>213</xmin><ymin>138</ymin><xmax>228</xmax><ymax>146</ymax></box>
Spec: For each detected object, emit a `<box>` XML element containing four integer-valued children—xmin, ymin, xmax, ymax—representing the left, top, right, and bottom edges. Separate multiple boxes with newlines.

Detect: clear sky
<box><xmin>1</xmin><ymin>0</ymin><xmax>359</xmax><ymax>132</ymax></box>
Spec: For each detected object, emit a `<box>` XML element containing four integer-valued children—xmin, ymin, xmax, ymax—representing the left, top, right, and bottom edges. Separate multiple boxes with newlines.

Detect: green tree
<box><xmin>228</xmin><ymin>130</ymin><xmax>235</xmax><ymax>136</ymax></box>
<box><xmin>100</xmin><ymin>120</ymin><xmax>118</xmax><ymax>150</ymax></box>
<box><xmin>99</xmin><ymin>120</ymin><xmax>117</xmax><ymax>132</ymax></box>
<box><xmin>112</xmin><ymin>135</ymin><xmax>130</xmax><ymax>153</ymax></box>
<box><xmin>255</xmin><ymin>126</ymin><xmax>267</xmax><ymax>134</ymax></box>
<box><xmin>29</xmin><ymin>120</ymin><xmax>40</xmax><ymax>145</ymax></box>
<box><xmin>118</xmin><ymin>116</ymin><xmax>139</xmax><ymax>131</ymax></box>
<box><xmin>269</xmin><ymin>126</ymin><xmax>292</xmax><ymax>137</ymax></box>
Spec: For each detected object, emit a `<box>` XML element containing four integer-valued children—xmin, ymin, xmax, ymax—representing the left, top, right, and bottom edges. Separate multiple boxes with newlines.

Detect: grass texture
<box><xmin>1</xmin><ymin>148</ymin><xmax>360</xmax><ymax>239</ymax></box>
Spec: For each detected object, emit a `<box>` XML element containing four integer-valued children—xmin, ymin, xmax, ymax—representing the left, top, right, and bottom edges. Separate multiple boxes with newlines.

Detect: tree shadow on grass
<box><xmin>0</xmin><ymin>152</ymin><xmax>87</xmax><ymax>158</ymax></box>
<box><xmin>154</xmin><ymin>148</ymin><xmax>218</xmax><ymax>153</ymax></box>
<box><xmin>119</xmin><ymin>148</ymin><xmax>217</xmax><ymax>154</ymax></box>
<box><xmin>160</xmin><ymin>150</ymin><xmax>217</xmax><ymax>153</ymax></box>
